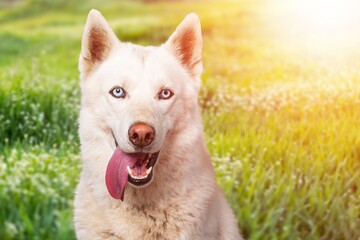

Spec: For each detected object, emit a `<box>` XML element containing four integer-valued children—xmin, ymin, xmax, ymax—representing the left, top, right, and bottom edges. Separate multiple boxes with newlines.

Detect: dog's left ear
<box><xmin>165</xmin><ymin>13</ymin><xmax>203</xmax><ymax>82</ymax></box>
<box><xmin>79</xmin><ymin>9</ymin><xmax>118</xmax><ymax>79</ymax></box>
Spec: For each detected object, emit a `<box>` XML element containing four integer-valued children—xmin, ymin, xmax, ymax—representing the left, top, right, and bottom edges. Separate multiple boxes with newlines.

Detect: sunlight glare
<box><xmin>293</xmin><ymin>0</ymin><xmax>359</xmax><ymax>35</ymax></box>
<box><xmin>268</xmin><ymin>0</ymin><xmax>360</xmax><ymax>58</ymax></box>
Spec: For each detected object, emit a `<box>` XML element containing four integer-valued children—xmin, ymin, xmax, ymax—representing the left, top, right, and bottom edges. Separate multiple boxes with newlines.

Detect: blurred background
<box><xmin>0</xmin><ymin>0</ymin><xmax>360</xmax><ymax>239</ymax></box>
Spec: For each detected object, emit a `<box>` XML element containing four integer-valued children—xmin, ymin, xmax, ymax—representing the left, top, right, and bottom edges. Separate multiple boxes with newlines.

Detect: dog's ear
<box><xmin>165</xmin><ymin>13</ymin><xmax>203</xmax><ymax>80</ymax></box>
<box><xmin>79</xmin><ymin>9</ymin><xmax>118</xmax><ymax>78</ymax></box>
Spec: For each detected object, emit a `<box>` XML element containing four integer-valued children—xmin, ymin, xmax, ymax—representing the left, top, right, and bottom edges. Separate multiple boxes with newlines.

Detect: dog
<box><xmin>74</xmin><ymin>9</ymin><xmax>242</xmax><ymax>240</ymax></box>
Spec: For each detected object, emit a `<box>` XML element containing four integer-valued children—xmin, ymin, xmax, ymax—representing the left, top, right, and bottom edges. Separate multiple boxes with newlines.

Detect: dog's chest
<box><xmin>108</xmin><ymin>203</ymin><xmax>198</xmax><ymax>240</ymax></box>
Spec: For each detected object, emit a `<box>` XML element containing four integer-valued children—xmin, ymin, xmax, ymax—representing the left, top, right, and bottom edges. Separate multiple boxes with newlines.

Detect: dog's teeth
<box><xmin>127</xmin><ymin>166</ymin><xmax>133</xmax><ymax>175</ymax></box>
<box><xmin>147</xmin><ymin>153</ymin><xmax>151</xmax><ymax>159</ymax></box>
<box><xmin>146</xmin><ymin>167</ymin><xmax>152</xmax><ymax>175</ymax></box>
<box><xmin>132</xmin><ymin>175</ymin><xmax>146</xmax><ymax>179</ymax></box>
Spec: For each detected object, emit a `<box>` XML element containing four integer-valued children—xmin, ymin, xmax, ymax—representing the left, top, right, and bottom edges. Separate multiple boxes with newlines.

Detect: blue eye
<box><xmin>110</xmin><ymin>87</ymin><xmax>126</xmax><ymax>98</ymax></box>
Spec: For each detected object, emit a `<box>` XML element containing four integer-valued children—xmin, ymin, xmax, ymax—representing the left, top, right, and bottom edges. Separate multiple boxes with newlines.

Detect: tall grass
<box><xmin>0</xmin><ymin>0</ymin><xmax>359</xmax><ymax>239</ymax></box>
<box><xmin>205</xmin><ymin>82</ymin><xmax>360</xmax><ymax>239</ymax></box>
<box><xmin>0</xmin><ymin>145</ymin><xmax>80</xmax><ymax>240</ymax></box>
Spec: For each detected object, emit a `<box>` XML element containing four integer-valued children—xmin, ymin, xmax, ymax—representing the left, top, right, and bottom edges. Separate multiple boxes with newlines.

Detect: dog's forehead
<box><xmin>118</xmin><ymin>44</ymin><xmax>175</xmax><ymax>72</ymax></box>
<box><xmin>99</xmin><ymin>44</ymin><xmax>180</xmax><ymax>85</ymax></box>
<box><xmin>111</xmin><ymin>44</ymin><xmax>149</xmax><ymax>70</ymax></box>
<box><xmin>123</xmin><ymin>43</ymin><xmax>151</xmax><ymax>64</ymax></box>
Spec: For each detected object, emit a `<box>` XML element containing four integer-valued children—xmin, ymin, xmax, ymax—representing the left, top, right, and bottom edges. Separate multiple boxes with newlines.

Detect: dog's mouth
<box><xmin>127</xmin><ymin>151</ymin><xmax>159</xmax><ymax>186</ymax></box>
<box><xmin>105</xmin><ymin>135</ymin><xmax>159</xmax><ymax>200</ymax></box>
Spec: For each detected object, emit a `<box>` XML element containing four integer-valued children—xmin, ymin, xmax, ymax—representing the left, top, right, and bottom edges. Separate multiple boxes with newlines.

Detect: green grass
<box><xmin>1</xmin><ymin>0</ymin><xmax>359</xmax><ymax>239</ymax></box>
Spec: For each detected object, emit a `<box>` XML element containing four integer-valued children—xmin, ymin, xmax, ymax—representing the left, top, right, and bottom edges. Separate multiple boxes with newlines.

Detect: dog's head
<box><xmin>79</xmin><ymin>10</ymin><xmax>203</xmax><ymax>200</ymax></box>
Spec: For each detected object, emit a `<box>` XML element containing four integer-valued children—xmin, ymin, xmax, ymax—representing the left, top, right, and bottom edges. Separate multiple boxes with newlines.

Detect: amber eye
<box><xmin>158</xmin><ymin>88</ymin><xmax>174</xmax><ymax>100</ymax></box>
<box><xmin>109</xmin><ymin>87</ymin><xmax>126</xmax><ymax>98</ymax></box>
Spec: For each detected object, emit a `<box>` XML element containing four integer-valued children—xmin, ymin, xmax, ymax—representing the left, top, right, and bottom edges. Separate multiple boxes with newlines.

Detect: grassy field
<box><xmin>1</xmin><ymin>0</ymin><xmax>360</xmax><ymax>239</ymax></box>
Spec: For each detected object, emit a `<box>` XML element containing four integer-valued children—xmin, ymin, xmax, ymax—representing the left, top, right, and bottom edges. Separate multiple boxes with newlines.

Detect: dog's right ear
<box><xmin>79</xmin><ymin>9</ymin><xmax>118</xmax><ymax>78</ymax></box>
<box><xmin>164</xmin><ymin>13</ymin><xmax>203</xmax><ymax>90</ymax></box>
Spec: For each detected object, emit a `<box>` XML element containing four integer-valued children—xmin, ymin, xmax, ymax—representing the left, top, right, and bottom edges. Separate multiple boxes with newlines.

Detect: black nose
<box><xmin>128</xmin><ymin>123</ymin><xmax>155</xmax><ymax>147</ymax></box>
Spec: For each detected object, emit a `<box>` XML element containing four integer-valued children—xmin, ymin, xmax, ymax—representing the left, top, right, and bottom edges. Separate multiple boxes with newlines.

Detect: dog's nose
<box><xmin>128</xmin><ymin>123</ymin><xmax>155</xmax><ymax>147</ymax></box>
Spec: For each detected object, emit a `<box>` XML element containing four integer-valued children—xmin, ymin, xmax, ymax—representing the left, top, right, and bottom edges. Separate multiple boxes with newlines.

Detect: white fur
<box><xmin>74</xmin><ymin>9</ymin><xmax>243</xmax><ymax>240</ymax></box>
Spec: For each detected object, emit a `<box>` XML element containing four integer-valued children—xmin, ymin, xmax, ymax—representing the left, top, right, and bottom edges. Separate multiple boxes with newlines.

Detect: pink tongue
<box><xmin>105</xmin><ymin>148</ymin><xmax>147</xmax><ymax>200</ymax></box>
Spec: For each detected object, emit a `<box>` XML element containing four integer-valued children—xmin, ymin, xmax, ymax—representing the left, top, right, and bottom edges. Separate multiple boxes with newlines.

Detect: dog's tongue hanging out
<box><xmin>105</xmin><ymin>148</ymin><xmax>147</xmax><ymax>200</ymax></box>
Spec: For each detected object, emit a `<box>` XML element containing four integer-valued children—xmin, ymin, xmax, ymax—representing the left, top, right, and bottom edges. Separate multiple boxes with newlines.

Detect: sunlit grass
<box><xmin>1</xmin><ymin>0</ymin><xmax>360</xmax><ymax>239</ymax></box>
<box><xmin>205</xmin><ymin>83</ymin><xmax>360</xmax><ymax>238</ymax></box>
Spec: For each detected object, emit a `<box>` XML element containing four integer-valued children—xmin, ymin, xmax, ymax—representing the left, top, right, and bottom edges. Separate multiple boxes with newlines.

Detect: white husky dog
<box><xmin>74</xmin><ymin>9</ymin><xmax>242</xmax><ymax>240</ymax></box>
